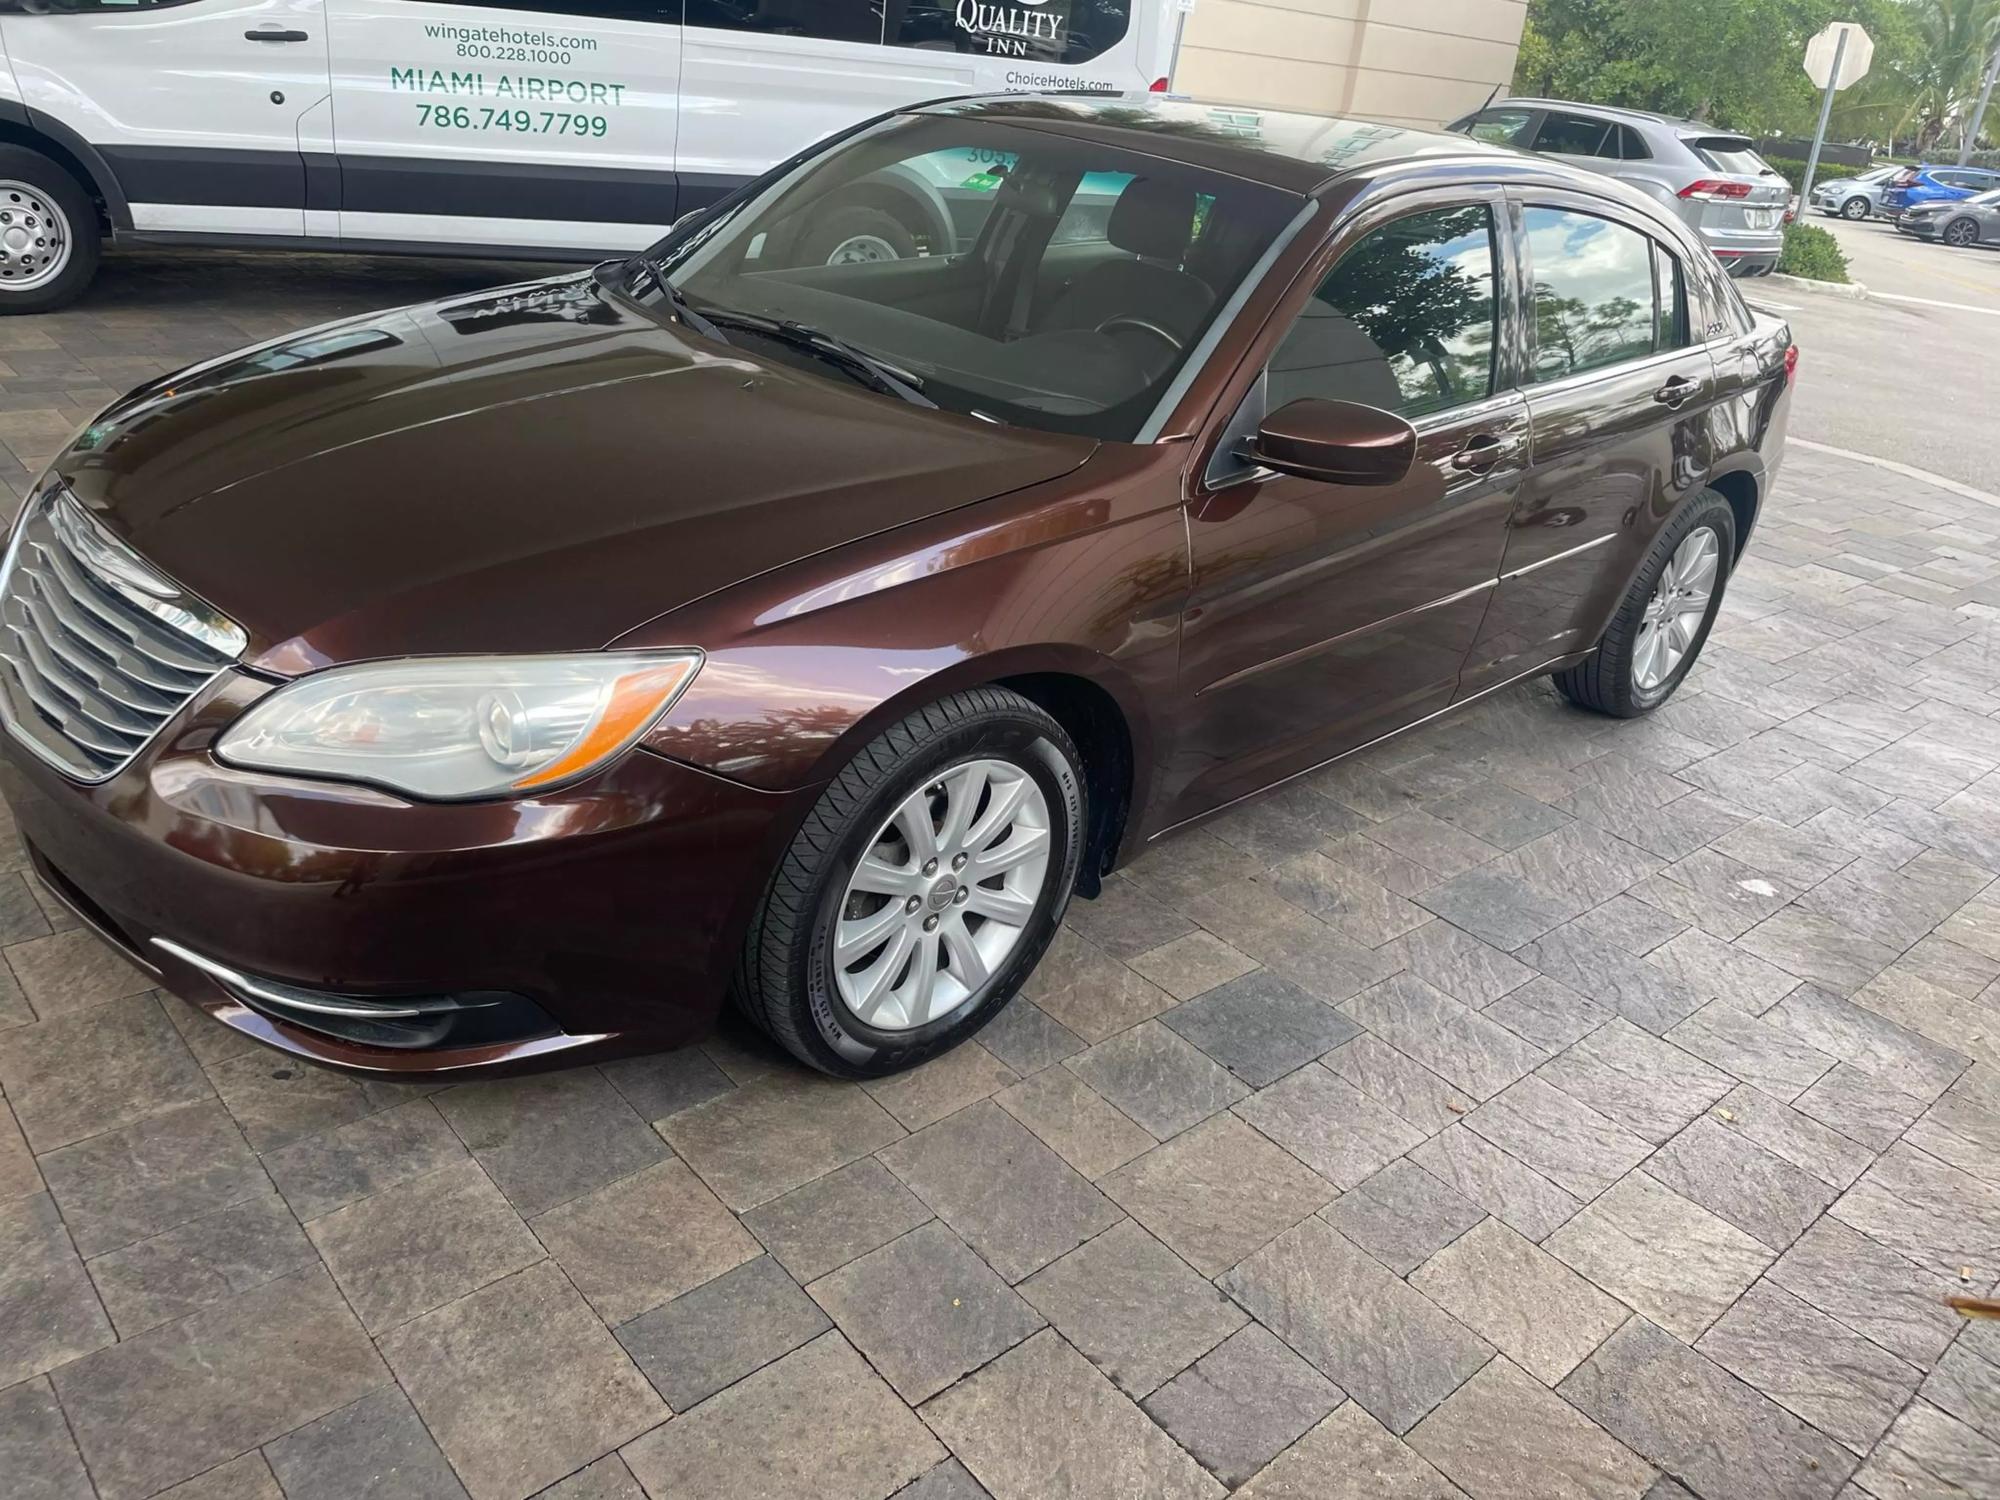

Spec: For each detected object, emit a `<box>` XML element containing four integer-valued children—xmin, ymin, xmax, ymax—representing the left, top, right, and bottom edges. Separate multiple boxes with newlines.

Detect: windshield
<box><xmin>632</xmin><ymin>113</ymin><xmax>1305</xmax><ymax>440</ymax></box>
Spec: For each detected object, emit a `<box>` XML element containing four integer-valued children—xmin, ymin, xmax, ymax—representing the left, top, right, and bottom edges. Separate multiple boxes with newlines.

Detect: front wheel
<box><xmin>1840</xmin><ymin>196</ymin><xmax>1870</xmax><ymax>220</ymax></box>
<box><xmin>1943</xmin><ymin>217</ymin><xmax>1980</xmax><ymax>248</ymax></box>
<box><xmin>1553</xmin><ymin>492</ymin><xmax>1735</xmax><ymax>718</ymax></box>
<box><xmin>733</xmin><ymin>687</ymin><xmax>1084</xmax><ymax>1078</ymax></box>
<box><xmin>796</xmin><ymin>205</ymin><xmax>917</xmax><ymax>267</ymax></box>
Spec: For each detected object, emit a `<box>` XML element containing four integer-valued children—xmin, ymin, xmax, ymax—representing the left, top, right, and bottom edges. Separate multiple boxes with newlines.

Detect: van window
<box><xmin>886</xmin><ymin>0</ymin><xmax>1133</xmax><ymax>66</ymax></box>
<box><xmin>404</xmin><ymin>0</ymin><xmax>679</xmax><ymax>18</ymax></box>
<box><xmin>1524</xmin><ymin>207</ymin><xmax>1657</xmax><ymax>380</ymax></box>
<box><xmin>1267</xmin><ymin>203</ymin><xmax>1498</xmax><ymax>419</ymax></box>
<box><xmin>686</xmin><ymin>0</ymin><xmax>881</xmax><ymax>42</ymax></box>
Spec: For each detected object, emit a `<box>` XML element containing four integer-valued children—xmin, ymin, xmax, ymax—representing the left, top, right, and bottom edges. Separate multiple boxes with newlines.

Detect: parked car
<box><xmin>1811</xmin><ymin>165</ymin><xmax>1901</xmax><ymax>220</ymax></box>
<box><xmin>1881</xmin><ymin>164</ymin><xmax>2000</xmax><ymax>220</ymax></box>
<box><xmin>1897</xmin><ymin>188</ymin><xmax>2000</xmax><ymax>247</ymax></box>
<box><xmin>1444</xmin><ymin>98</ymin><xmax>1789</xmax><ymax>275</ymax></box>
<box><xmin>0</xmin><ymin>0</ymin><xmax>1177</xmax><ymax>313</ymax></box>
<box><xmin>0</xmin><ymin>95</ymin><xmax>1794</xmax><ymax>1080</ymax></box>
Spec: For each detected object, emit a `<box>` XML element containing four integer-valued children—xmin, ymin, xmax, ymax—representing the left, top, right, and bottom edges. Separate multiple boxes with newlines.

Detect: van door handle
<box><xmin>246</xmin><ymin>27</ymin><xmax>310</xmax><ymax>41</ymax></box>
<box><xmin>1449</xmin><ymin>433</ymin><xmax>1511</xmax><ymax>474</ymax></box>
<box><xmin>1653</xmin><ymin>375</ymin><xmax>1700</xmax><ymax>408</ymax></box>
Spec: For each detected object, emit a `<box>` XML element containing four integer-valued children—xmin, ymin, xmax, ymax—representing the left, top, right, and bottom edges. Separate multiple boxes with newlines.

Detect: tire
<box><xmin>796</xmin><ymin>205</ymin><xmax>917</xmax><ymax>267</ymax></box>
<box><xmin>1553</xmin><ymin>491</ymin><xmax>1736</xmax><ymax>719</ymax></box>
<box><xmin>733</xmin><ymin>687</ymin><xmax>1085</xmax><ymax>1078</ymax></box>
<box><xmin>1944</xmin><ymin>217</ymin><xmax>1979</xmax><ymax>248</ymax></box>
<box><xmin>0</xmin><ymin>146</ymin><xmax>100</xmax><ymax>315</ymax></box>
<box><xmin>1840</xmin><ymin>196</ymin><xmax>1870</xmax><ymax>220</ymax></box>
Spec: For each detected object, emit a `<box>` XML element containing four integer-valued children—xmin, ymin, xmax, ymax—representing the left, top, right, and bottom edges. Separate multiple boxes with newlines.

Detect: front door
<box><xmin>325</xmin><ymin>0</ymin><xmax>681</xmax><ymax>255</ymax></box>
<box><xmin>1462</xmin><ymin>195</ymin><xmax>1719</xmax><ymax>695</ymax></box>
<box><xmin>4</xmin><ymin>0</ymin><xmax>331</xmax><ymax>237</ymax></box>
<box><xmin>1172</xmin><ymin>192</ymin><xmax>1525</xmax><ymax>819</ymax></box>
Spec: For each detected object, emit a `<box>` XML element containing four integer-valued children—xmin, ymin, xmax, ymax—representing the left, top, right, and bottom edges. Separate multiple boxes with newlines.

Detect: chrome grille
<box><xmin>0</xmin><ymin>486</ymin><xmax>244</xmax><ymax>781</ymax></box>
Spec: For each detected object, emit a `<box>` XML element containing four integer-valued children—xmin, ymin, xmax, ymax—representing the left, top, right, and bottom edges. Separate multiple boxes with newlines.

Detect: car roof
<box><xmin>909</xmin><ymin>92</ymin><xmax>1525</xmax><ymax>194</ymax></box>
<box><xmin>1487</xmin><ymin>98</ymin><xmax>1742</xmax><ymax>137</ymax></box>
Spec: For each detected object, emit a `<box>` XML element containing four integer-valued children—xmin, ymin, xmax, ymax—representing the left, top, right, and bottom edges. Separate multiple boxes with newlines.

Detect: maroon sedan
<box><xmin>0</xmin><ymin>95</ymin><xmax>1793</xmax><ymax>1079</ymax></box>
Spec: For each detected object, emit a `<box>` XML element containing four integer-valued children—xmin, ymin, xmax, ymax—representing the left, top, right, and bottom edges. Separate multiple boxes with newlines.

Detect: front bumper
<box><xmin>0</xmin><ymin>670</ymin><xmax>814</xmax><ymax>1075</ymax></box>
<box><xmin>1898</xmin><ymin>217</ymin><xmax>1941</xmax><ymax>238</ymax></box>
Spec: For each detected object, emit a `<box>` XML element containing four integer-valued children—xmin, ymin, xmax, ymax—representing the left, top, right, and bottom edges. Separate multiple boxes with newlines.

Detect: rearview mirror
<box><xmin>1245</xmin><ymin>398</ymin><xmax>1418</xmax><ymax>486</ymax></box>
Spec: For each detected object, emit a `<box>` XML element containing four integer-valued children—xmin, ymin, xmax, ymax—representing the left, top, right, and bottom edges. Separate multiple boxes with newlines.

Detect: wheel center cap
<box><xmin>1</xmin><ymin>228</ymin><xmax>28</xmax><ymax>252</ymax></box>
<box><xmin>926</xmin><ymin>878</ymin><xmax>958</xmax><ymax>912</ymax></box>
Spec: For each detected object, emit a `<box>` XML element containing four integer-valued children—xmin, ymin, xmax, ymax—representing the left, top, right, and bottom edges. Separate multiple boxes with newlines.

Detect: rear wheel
<box><xmin>0</xmin><ymin>147</ymin><xmax>99</xmax><ymax>315</ymax></box>
<box><xmin>797</xmin><ymin>205</ymin><xmax>917</xmax><ymax>267</ymax></box>
<box><xmin>733</xmin><ymin>687</ymin><xmax>1084</xmax><ymax>1078</ymax></box>
<box><xmin>1840</xmin><ymin>196</ymin><xmax>1870</xmax><ymax>220</ymax></box>
<box><xmin>1553</xmin><ymin>492</ymin><xmax>1735</xmax><ymax>718</ymax></box>
<box><xmin>1944</xmin><ymin>217</ymin><xmax>1980</xmax><ymax>248</ymax></box>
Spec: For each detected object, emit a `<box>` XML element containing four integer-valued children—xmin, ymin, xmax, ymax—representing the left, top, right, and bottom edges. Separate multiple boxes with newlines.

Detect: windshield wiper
<box><xmin>608</xmin><ymin>256</ymin><xmax>732</xmax><ymax>345</ymax></box>
<box><xmin>702</xmin><ymin>311</ymin><xmax>935</xmax><ymax>408</ymax></box>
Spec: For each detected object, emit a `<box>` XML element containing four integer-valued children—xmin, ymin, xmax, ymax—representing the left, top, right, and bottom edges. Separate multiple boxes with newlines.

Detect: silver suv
<box><xmin>1446</xmin><ymin>99</ymin><xmax>1788</xmax><ymax>276</ymax></box>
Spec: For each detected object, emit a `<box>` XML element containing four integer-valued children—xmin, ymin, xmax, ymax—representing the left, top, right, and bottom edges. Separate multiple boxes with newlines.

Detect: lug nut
<box><xmin>905</xmin><ymin>895</ymin><xmax>921</xmax><ymax>913</ymax></box>
<box><xmin>953</xmin><ymin>886</ymin><xmax>970</xmax><ymax>904</ymax></box>
<box><xmin>923</xmin><ymin>914</ymin><xmax>939</xmax><ymax>932</ymax></box>
<box><xmin>951</xmin><ymin>853</ymin><xmax>968</xmax><ymax>871</ymax></box>
<box><xmin>922</xmin><ymin>858</ymin><xmax>938</xmax><ymax>876</ymax></box>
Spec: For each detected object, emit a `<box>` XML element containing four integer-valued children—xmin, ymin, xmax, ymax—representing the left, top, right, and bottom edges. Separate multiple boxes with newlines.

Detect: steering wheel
<box><xmin>1094</xmin><ymin>315</ymin><xmax>1182</xmax><ymax>353</ymax></box>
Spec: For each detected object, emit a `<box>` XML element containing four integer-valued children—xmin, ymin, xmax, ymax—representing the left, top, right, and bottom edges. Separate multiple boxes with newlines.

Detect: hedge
<box><xmin>1776</xmin><ymin>222</ymin><xmax>1850</xmax><ymax>282</ymax></box>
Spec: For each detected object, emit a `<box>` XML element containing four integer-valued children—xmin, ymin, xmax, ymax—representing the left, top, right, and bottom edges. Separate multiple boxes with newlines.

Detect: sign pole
<box><xmin>1961</xmin><ymin>40</ymin><xmax>2000</xmax><ymax>167</ymax></box>
<box><xmin>1800</xmin><ymin>27</ymin><xmax>1848</xmax><ymax>206</ymax></box>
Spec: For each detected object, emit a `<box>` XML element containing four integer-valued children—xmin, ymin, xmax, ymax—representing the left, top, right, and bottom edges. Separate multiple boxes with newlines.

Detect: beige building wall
<box><xmin>1174</xmin><ymin>0</ymin><xmax>1527</xmax><ymax>128</ymax></box>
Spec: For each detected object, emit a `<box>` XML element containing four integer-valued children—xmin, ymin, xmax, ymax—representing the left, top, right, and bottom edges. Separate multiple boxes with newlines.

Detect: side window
<box><xmin>686</xmin><ymin>0</ymin><xmax>882</xmax><ymax>43</ymax></box>
<box><xmin>1465</xmin><ymin>109</ymin><xmax>1533</xmax><ymax>147</ymax></box>
<box><xmin>1532</xmin><ymin>112</ymin><xmax>1615</xmax><ymax>157</ymax></box>
<box><xmin>1618</xmin><ymin>126</ymin><xmax>1651</xmax><ymax>161</ymax></box>
<box><xmin>1267</xmin><ymin>204</ymin><xmax>1498</xmax><ymax>420</ymax></box>
<box><xmin>885</xmin><ymin>0</ymin><xmax>1132</xmax><ymax>66</ymax></box>
<box><xmin>1654</xmin><ymin>243</ymin><xmax>1689</xmax><ymax>350</ymax></box>
<box><xmin>1524</xmin><ymin>207</ymin><xmax>1658</xmax><ymax>380</ymax></box>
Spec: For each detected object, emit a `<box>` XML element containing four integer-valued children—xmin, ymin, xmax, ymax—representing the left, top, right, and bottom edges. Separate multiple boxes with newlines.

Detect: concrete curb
<box><xmin>1762</xmin><ymin>272</ymin><xmax>1869</xmax><ymax>300</ymax></box>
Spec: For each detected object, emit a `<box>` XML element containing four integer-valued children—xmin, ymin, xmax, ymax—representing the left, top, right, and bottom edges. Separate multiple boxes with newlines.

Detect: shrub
<box><xmin>1776</xmin><ymin>222</ymin><xmax>1850</xmax><ymax>282</ymax></box>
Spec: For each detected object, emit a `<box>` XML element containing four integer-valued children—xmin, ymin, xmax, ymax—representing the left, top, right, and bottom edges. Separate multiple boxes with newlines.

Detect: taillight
<box><xmin>1680</xmin><ymin>179</ymin><xmax>1754</xmax><ymax>201</ymax></box>
<box><xmin>1149</xmin><ymin>76</ymin><xmax>1169</xmax><ymax>93</ymax></box>
<box><xmin>1784</xmin><ymin>344</ymin><xmax>1799</xmax><ymax>386</ymax></box>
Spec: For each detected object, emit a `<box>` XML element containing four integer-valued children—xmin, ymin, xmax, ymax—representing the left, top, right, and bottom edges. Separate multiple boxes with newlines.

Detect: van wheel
<box><xmin>798</xmin><ymin>205</ymin><xmax>917</xmax><ymax>266</ymax></box>
<box><xmin>1553</xmin><ymin>492</ymin><xmax>1735</xmax><ymax>718</ymax></box>
<box><xmin>733</xmin><ymin>687</ymin><xmax>1084</xmax><ymax>1078</ymax></box>
<box><xmin>0</xmin><ymin>147</ymin><xmax>100</xmax><ymax>315</ymax></box>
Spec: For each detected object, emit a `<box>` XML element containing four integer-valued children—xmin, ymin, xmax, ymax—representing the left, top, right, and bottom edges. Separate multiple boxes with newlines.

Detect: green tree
<box><xmin>1885</xmin><ymin>0</ymin><xmax>2000</xmax><ymax>151</ymax></box>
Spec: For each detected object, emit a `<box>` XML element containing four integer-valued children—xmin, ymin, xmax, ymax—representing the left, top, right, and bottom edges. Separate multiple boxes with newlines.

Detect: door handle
<box><xmin>245</xmin><ymin>27</ymin><xmax>310</xmax><ymax>41</ymax></box>
<box><xmin>1449</xmin><ymin>433</ymin><xmax>1511</xmax><ymax>475</ymax></box>
<box><xmin>1653</xmin><ymin>375</ymin><xmax>1701</xmax><ymax>409</ymax></box>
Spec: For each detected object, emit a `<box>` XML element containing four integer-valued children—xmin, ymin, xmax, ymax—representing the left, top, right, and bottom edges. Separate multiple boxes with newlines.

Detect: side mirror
<box><xmin>1244</xmin><ymin>397</ymin><xmax>1418</xmax><ymax>486</ymax></box>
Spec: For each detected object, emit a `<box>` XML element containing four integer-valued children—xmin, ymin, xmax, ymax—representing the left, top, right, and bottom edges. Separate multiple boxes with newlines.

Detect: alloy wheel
<box><xmin>832</xmin><ymin>758</ymin><xmax>1052</xmax><ymax>1031</ymax></box>
<box><xmin>1634</xmin><ymin>527</ymin><xmax>1719</xmax><ymax>693</ymax></box>
<box><xmin>0</xmin><ymin>181</ymin><xmax>70</xmax><ymax>292</ymax></box>
<box><xmin>1945</xmin><ymin>219</ymin><xmax>1977</xmax><ymax>247</ymax></box>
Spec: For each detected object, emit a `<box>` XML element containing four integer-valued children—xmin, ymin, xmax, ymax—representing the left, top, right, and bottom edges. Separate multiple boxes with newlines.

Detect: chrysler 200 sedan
<box><xmin>0</xmin><ymin>96</ymin><xmax>1793</xmax><ymax>1079</ymax></box>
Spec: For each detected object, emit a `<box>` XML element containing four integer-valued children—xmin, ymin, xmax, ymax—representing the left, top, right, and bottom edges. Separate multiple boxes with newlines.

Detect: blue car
<box><xmin>1882</xmin><ymin>164</ymin><xmax>2000</xmax><ymax>219</ymax></box>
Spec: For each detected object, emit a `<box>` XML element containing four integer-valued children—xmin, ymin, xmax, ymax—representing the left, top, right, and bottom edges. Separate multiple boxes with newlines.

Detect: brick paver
<box><xmin>4</xmin><ymin>251</ymin><xmax>2000</xmax><ymax>1498</ymax></box>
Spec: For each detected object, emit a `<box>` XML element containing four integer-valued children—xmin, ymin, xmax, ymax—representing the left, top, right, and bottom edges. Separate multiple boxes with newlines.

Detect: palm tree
<box><xmin>1890</xmin><ymin>0</ymin><xmax>2000</xmax><ymax>152</ymax></box>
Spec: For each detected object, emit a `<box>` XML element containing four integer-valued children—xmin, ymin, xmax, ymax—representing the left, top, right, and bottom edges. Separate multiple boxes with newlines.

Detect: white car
<box><xmin>0</xmin><ymin>0</ymin><xmax>1173</xmax><ymax>312</ymax></box>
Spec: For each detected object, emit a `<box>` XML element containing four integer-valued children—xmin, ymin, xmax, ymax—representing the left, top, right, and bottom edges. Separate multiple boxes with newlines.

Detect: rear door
<box><xmin>3</xmin><ymin>0</ymin><xmax>330</xmax><ymax>237</ymax></box>
<box><xmin>326</xmin><ymin>0</ymin><xmax>681</xmax><ymax>255</ymax></box>
<box><xmin>1464</xmin><ymin>193</ymin><xmax>1719</xmax><ymax>694</ymax></box>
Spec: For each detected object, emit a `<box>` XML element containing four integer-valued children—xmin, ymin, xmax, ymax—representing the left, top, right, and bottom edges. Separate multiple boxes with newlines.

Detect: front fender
<box><xmin>621</xmin><ymin>444</ymin><xmax>1190</xmax><ymax>812</ymax></box>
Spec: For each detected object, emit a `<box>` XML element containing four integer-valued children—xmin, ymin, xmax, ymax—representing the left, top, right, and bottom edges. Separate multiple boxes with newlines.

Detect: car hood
<box><xmin>50</xmin><ymin>273</ymin><xmax>1095</xmax><ymax>672</ymax></box>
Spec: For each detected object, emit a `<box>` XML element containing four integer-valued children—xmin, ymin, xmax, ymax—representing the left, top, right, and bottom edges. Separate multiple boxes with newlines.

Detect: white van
<box><xmin>0</xmin><ymin>0</ymin><xmax>1173</xmax><ymax>311</ymax></box>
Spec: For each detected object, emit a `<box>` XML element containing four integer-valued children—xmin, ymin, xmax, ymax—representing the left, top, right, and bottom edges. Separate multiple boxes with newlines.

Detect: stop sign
<box><xmin>1805</xmin><ymin>22</ymin><xmax>1873</xmax><ymax>90</ymax></box>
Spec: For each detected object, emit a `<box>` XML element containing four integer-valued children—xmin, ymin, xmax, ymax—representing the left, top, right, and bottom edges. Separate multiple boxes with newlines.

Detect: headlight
<box><xmin>215</xmin><ymin>652</ymin><xmax>701</xmax><ymax>800</ymax></box>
